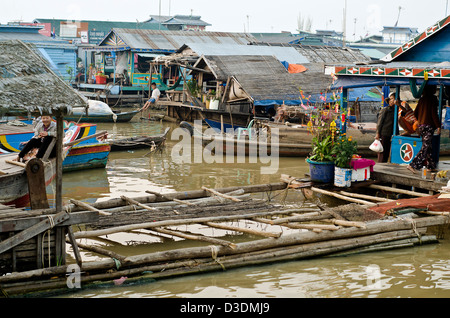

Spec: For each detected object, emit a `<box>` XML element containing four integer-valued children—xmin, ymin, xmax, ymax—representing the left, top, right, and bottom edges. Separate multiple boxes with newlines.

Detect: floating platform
<box><xmin>0</xmin><ymin>179</ymin><xmax>448</xmax><ymax>297</ymax></box>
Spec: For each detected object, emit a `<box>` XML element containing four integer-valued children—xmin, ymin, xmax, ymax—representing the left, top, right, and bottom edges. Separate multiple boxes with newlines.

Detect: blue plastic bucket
<box><xmin>306</xmin><ymin>159</ymin><xmax>335</xmax><ymax>183</ymax></box>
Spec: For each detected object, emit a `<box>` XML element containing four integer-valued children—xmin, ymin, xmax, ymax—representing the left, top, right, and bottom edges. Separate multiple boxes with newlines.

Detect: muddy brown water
<box><xmin>45</xmin><ymin>118</ymin><xmax>449</xmax><ymax>298</ymax></box>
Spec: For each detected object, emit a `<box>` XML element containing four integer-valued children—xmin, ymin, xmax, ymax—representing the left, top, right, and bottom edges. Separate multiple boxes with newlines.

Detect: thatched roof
<box><xmin>0</xmin><ymin>40</ymin><xmax>87</xmax><ymax>116</ymax></box>
<box><xmin>234</xmin><ymin>70</ymin><xmax>334</xmax><ymax>103</ymax></box>
<box><xmin>195</xmin><ymin>55</ymin><xmax>288</xmax><ymax>81</ymax></box>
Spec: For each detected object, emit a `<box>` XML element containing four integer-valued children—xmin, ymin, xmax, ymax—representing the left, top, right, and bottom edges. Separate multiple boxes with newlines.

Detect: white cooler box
<box><xmin>351</xmin><ymin>167</ymin><xmax>371</xmax><ymax>182</ymax></box>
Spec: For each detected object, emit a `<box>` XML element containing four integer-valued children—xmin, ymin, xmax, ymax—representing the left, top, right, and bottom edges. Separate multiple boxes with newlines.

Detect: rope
<box><xmin>209</xmin><ymin>245</ymin><xmax>226</xmax><ymax>271</ymax></box>
<box><xmin>112</xmin><ymin>258</ymin><xmax>121</xmax><ymax>270</ymax></box>
<box><xmin>408</xmin><ymin>219</ymin><xmax>422</xmax><ymax>244</ymax></box>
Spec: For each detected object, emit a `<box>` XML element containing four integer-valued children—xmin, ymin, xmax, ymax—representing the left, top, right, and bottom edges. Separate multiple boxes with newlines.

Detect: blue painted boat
<box><xmin>0</xmin><ymin>121</ymin><xmax>110</xmax><ymax>172</ymax></box>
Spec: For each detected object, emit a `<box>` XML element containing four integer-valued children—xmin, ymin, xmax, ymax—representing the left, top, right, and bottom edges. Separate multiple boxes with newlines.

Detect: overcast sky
<box><xmin>1</xmin><ymin>0</ymin><xmax>449</xmax><ymax>39</ymax></box>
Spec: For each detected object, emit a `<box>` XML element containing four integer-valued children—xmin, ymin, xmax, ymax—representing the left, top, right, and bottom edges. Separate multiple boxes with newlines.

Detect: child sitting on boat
<box><xmin>13</xmin><ymin>115</ymin><xmax>57</xmax><ymax>163</ymax></box>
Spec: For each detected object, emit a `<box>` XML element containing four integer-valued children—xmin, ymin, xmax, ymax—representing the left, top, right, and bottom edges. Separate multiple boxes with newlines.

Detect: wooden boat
<box><xmin>0</xmin><ymin>125</ymin><xmax>80</xmax><ymax>207</ymax></box>
<box><xmin>196</xmin><ymin>119</ymin><xmax>450</xmax><ymax>157</ymax></box>
<box><xmin>0</xmin><ymin>121</ymin><xmax>110</xmax><ymax>172</ymax></box>
<box><xmin>192</xmin><ymin>120</ymin><xmax>377</xmax><ymax>157</ymax></box>
<box><xmin>109</xmin><ymin>127</ymin><xmax>170</xmax><ymax>152</ymax></box>
<box><xmin>63</xmin><ymin>110</ymin><xmax>140</xmax><ymax>123</ymax></box>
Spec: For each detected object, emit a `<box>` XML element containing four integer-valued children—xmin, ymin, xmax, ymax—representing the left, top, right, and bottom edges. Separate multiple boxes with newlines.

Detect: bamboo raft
<box><xmin>0</xmin><ymin>177</ymin><xmax>449</xmax><ymax>297</ymax></box>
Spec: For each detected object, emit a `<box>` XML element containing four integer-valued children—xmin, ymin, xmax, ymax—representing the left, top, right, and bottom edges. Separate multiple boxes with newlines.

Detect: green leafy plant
<box><xmin>187</xmin><ymin>78</ymin><xmax>201</xmax><ymax>97</ymax></box>
<box><xmin>309</xmin><ymin>135</ymin><xmax>334</xmax><ymax>162</ymax></box>
<box><xmin>332</xmin><ymin>134</ymin><xmax>358</xmax><ymax>168</ymax></box>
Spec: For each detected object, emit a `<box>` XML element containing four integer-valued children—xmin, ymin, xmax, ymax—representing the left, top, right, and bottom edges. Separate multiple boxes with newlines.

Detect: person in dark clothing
<box><xmin>375</xmin><ymin>93</ymin><xmax>396</xmax><ymax>163</ymax></box>
<box><xmin>407</xmin><ymin>85</ymin><xmax>441</xmax><ymax>173</ymax></box>
<box><xmin>14</xmin><ymin>116</ymin><xmax>57</xmax><ymax>162</ymax></box>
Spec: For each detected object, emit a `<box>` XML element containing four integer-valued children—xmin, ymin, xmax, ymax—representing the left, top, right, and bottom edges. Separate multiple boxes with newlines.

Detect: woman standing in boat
<box><xmin>14</xmin><ymin>115</ymin><xmax>57</xmax><ymax>162</ymax></box>
<box><xmin>407</xmin><ymin>85</ymin><xmax>441</xmax><ymax>173</ymax></box>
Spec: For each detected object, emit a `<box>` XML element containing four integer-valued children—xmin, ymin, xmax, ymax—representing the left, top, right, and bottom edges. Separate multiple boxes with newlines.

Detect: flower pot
<box><xmin>95</xmin><ymin>75</ymin><xmax>107</xmax><ymax>84</ymax></box>
<box><xmin>306</xmin><ymin>159</ymin><xmax>334</xmax><ymax>183</ymax></box>
<box><xmin>209</xmin><ymin>99</ymin><xmax>219</xmax><ymax>110</ymax></box>
<box><xmin>334</xmin><ymin>166</ymin><xmax>352</xmax><ymax>188</ymax></box>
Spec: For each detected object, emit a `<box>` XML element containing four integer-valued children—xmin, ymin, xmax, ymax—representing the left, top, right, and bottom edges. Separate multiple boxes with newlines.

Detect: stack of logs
<box><xmin>0</xmin><ymin>180</ymin><xmax>448</xmax><ymax>297</ymax></box>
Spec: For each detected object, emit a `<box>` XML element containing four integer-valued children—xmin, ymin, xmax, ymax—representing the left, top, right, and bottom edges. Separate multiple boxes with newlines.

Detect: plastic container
<box><xmin>95</xmin><ymin>75</ymin><xmax>107</xmax><ymax>84</ymax></box>
<box><xmin>306</xmin><ymin>159</ymin><xmax>335</xmax><ymax>183</ymax></box>
<box><xmin>334</xmin><ymin>166</ymin><xmax>352</xmax><ymax>187</ymax></box>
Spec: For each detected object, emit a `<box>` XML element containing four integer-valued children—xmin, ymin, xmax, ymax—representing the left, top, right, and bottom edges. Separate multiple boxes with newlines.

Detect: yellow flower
<box><xmin>348</xmin><ymin>136</ymin><xmax>352</xmax><ymax>141</ymax></box>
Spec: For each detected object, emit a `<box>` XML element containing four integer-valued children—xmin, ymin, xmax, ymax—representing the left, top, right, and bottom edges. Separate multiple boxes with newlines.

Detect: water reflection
<box><xmin>49</xmin><ymin>119</ymin><xmax>450</xmax><ymax>298</ymax></box>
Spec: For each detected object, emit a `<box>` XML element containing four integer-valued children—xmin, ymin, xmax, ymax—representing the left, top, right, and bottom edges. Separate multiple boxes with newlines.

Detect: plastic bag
<box><xmin>369</xmin><ymin>139</ymin><xmax>384</xmax><ymax>153</ymax></box>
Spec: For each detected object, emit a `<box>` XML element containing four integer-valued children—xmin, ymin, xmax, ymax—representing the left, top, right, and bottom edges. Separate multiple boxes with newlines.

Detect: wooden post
<box><xmin>26</xmin><ymin>158</ymin><xmax>49</xmax><ymax>210</ymax></box>
<box><xmin>55</xmin><ymin>115</ymin><xmax>64</xmax><ymax>213</ymax></box>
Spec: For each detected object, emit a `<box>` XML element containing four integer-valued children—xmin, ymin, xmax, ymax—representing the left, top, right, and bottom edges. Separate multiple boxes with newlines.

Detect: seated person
<box><xmin>274</xmin><ymin>104</ymin><xmax>287</xmax><ymax>123</ymax></box>
<box><xmin>14</xmin><ymin>115</ymin><xmax>57</xmax><ymax>163</ymax></box>
<box><xmin>141</xmin><ymin>83</ymin><xmax>161</xmax><ymax>112</ymax></box>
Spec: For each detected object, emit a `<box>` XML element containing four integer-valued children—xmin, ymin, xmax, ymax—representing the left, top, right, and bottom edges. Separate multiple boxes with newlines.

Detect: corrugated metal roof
<box><xmin>33</xmin><ymin>19</ymin><xmax>167</xmax><ymax>36</ymax></box>
<box><xmin>182</xmin><ymin>42</ymin><xmax>309</xmax><ymax>64</ymax></box>
<box><xmin>105</xmin><ymin>29</ymin><xmax>256</xmax><ymax>51</ymax></box>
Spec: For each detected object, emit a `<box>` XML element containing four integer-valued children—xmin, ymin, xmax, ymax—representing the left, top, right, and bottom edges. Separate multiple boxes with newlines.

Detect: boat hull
<box><xmin>64</xmin><ymin>111</ymin><xmax>139</xmax><ymax>123</ymax></box>
<box><xmin>0</xmin><ymin>122</ymin><xmax>111</xmax><ymax>172</ymax></box>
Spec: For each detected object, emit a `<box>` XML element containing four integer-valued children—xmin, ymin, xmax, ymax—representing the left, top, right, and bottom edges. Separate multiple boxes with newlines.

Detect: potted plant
<box><xmin>209</xmin><ymin>89</ymin><xmax>220</xmax><ymax>110</ymax></box>
<box><xmin>306</xmin><ymin>111</ymin><xmax>337</xmax><ymax>183</ymax></box>
<box><xmin>331</xmin><ymin>134</ymin><xmax>358</xmax><ymax>187</ymax></box>
<box><xmin>307</xmin><ymin>135</ymin><xmax>335</xmax><ymax>183</ymax></box>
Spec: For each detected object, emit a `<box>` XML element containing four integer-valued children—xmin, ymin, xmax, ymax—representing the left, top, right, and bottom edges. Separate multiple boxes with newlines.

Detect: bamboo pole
<box><xmin>204</xmin><ymin>222</ymin><xmax>282</xmax><ymax>238</ymax></box>
<box><xmin>38</xmin><ymin>182</ymin><xmax>287</xmax><ymax>214</ymax></box>
<box><xmin>69</xmin><ymin>240</ymin><xmax>126</xmax><ymax>261</ymax></box>
<box><xmin>0</xmin><ymin>230</ymin><xmax>433</xmax><ymax>296</ymax></box>
<box><xmin>70</xmin><ymin>199</ymin><xmax>111</xmax><ymax>216</ymax></box>
<box><xmin>5</xmin><ymin>160</ymin><xmax>26</xmax><ymax>168</ymax></box>
<box><xmin>339</xmin><ymin>191</ymin><xmax>394</xmax><ymax>203</ymax></box>
<box><xmin>201</xmin><ymin>186</ymin><xmax>243</xmax><ymax>202</ymax></box>
<box><xmin>281</xmin><ymin>223</ymin><xmax>340</xmax><ymax>231</ymax></box>
<box><xmin>270</xmin><ymin>212</ymin><xmax>333</xmax><ymax>225</ymax></box>
<box><xmin>151</xmin><ymin>227</ymin><xmax>237</xmax><ymax>249</ymax></box>
<box><xmin>311</xmin><ymin>187</ymin><xmax>377</xmax><ymax>206</ymax></box>
<box><xmin>324</xmin><ymin>219</ymin><xmax>367</xmax><ymax>229</ymax></box>
<box><xmin>73</xmin><ymin>208</ymin><xmax>307</xmax><ymax>239</ymax></box>
<box><xmin>368</xmin><ymin>184</ymin><xmax>430</xmax><ymax>197</ymax></box>
<box><xmin>120</xmin><ymin>195</ymin><xmax>156</xmax><ymax>211</ymax></box>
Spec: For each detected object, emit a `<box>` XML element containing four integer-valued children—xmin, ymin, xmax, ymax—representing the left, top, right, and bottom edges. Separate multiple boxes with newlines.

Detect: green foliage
<box><xmin>309</xmin><ymin>135</ymin><xmax>334</xmax><ymax>162</ymax></box>
<box><xmin>332</xmin><ymin>134</ymin><xmax>358</xmax><ymax>168</ymax></box>
<box><xmin>187</xmin><ymin>78</ymin><xmax>200</xmax><ymax>97</ymax></box>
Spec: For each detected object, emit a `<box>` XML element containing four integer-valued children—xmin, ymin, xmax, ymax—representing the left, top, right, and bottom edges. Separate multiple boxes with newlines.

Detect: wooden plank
<box><xmin>0</xmin><ymin>211</ymin><xmax>98</xmax><ymax>233</ymax></box>
<box><xmin>0</xmin><ymin>211</ymin><xmax>69</xmax><ymax>255</ymax></box>
<box><xmin>26</xmin><ymin>158</ymin><xmax>49</xmax><ymax>210</ymax></box>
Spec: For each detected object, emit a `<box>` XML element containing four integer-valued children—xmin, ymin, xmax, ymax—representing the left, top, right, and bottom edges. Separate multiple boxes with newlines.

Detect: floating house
<box><xmin>75</xmin><ymin>29</ymin><xmax>255</xmax><ymax>104</ymax></box>
<box><xmin>144</xmin><ymin>15</ymin><xmax>211</xmax><ymax>31</ymax></box>
<box><xmin>325</xmin><ymin>15</ymin><xmax>450</xmax><ymax>161</ymax></box>
<box><xmin>157</xmin><ymin>42</ymin><xmax>377</xmax><ymax>129</ymax></box>
<box><xmin>32</xmin><ymin>18</ymin><xmax>168</xmax><ymax>44</ymax></box>
<box><xmin>0</xmin><ymin>25</ymin><xmax>77</xmax><ymax>82</ymax></box>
